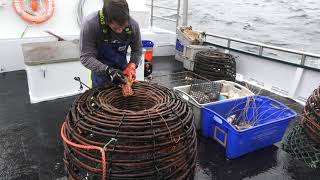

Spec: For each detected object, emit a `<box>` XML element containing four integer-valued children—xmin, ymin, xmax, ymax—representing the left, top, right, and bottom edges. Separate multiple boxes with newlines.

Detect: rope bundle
<box><xmin>61</xmin><ymin>81</ymin><xmax>197</xmax><ymax>179</ymax></box>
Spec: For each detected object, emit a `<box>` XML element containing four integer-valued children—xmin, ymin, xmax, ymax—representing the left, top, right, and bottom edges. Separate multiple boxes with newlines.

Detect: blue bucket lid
<box><xmin>142</xmin><ymin>40</ymin><xmax>154</xmax><ymax>48</ymax></box>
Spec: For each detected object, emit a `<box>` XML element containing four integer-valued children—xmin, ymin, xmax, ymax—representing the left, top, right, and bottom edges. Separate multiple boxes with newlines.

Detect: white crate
<box><xmin>176</xmin><ymin>26</ymin><xmax>204</xmax><ymax>46</ymax></box>
<box><xmin>183</xmin><ymin>57</ymin><xmax>194</xmax><ymax>71</ymax></box>
<box><xmin>183</xmin><ymin>45</ymin><xmax>217</xmax><ymax>60</ymax></box>
<box><xmin>176</xmin><ymin>27</ymin><xmax>204</xmax><ymax>64</ymax></box>
<box><xmin>174</xmin><ymin>81</ymin><xmax>254</xmax><ymax>130</ymax></box>
<box><xmin>175</xmin><ymin>50</ymin><xmax>184</xmax><ymax>62</ymax></box>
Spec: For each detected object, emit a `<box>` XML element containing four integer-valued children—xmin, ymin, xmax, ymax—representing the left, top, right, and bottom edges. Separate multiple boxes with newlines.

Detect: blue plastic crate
<box><xmin>201</xmin><ymin>96</ymin><xmax>297</xmax><ymax>159</ymax></box>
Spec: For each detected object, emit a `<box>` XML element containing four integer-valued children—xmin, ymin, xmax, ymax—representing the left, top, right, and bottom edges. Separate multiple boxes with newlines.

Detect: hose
<box><xmin>61</xmin><ymin>122</ymin><xmax>107</xmax><ymax>179</ymax></box>
<box><xmin>77</xmin><ymin>0</ymin><xmax>105</xmax><ymax>27</ymax></box>
<box><xmin>77</xmin><ymin>0</ymin><xmax>86</xmax><ymax>26</ymax></box>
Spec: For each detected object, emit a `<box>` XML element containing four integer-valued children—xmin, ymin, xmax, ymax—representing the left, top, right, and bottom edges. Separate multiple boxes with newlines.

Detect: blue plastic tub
<box><xmin>201</xmin><ymin>96</ymin><xmax>297</xmax><ymax>159</ymax></box>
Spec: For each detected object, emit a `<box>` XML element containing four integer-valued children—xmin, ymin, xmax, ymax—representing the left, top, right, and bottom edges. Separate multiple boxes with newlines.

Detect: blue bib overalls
<box><xmin>91</xmin><ymin>10</ymin><xmax>131</xmax><ymax>88</ymax></box>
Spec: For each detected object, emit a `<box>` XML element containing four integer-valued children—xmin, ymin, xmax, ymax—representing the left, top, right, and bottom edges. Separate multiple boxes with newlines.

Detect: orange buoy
<box><xmin>13</xmin><ymin>0</ymin><xmax>55</xmax><ymax>24</ymax></box>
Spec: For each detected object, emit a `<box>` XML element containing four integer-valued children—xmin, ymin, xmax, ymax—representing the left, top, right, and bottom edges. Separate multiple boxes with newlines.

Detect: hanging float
<box><xmin>13</xmin><ymin>0</ymin><xmax>55</xmax><ymax>24</ymax></box>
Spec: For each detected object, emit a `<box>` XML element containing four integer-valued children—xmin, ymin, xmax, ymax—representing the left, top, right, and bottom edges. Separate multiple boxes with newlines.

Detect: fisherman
<box><xmin>80</xmin><ymin>0</ymin><xmax>142</xmax><ymax>88</ymax></box>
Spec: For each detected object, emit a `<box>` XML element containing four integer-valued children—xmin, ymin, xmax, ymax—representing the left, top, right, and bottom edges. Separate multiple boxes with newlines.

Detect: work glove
<box><xmin>106</xmin><ymin>66</ymin><xmax>127</xmax><ymax>85</ymax></box>
<box><xmin>123</xmin><ymin>63</ymin><xmax>136</xmax><ymax>82</ymax></box>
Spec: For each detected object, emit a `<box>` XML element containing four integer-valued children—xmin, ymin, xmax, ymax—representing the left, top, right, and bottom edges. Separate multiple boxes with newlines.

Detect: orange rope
<box><xmin>60</xmin><ymin>122</ymin><xmax>106</xmax><ymax>180</ymax></box>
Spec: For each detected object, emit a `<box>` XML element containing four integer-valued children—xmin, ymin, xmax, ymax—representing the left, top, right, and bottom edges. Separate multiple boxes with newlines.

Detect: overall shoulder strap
<box><xmin>124</xmin><ymin>27</ymin><xmax>133</xmax><ymax>42</ymax></box>
<box><xmin>98</xmin><ymin>8</ymin><xmax>133</xmax><ymax>42</ymax></box>
<box><xmin>98</xmin><ymin>9</ymin><xmax>110</xmax><ymax>41</ymax></box>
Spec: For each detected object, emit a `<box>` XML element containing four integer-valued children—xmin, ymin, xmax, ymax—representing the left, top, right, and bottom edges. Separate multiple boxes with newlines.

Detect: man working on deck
<box><xmin>80</xmin><ymin>0</ymin><xmax>142</xmax><ymax>88</ymax></box>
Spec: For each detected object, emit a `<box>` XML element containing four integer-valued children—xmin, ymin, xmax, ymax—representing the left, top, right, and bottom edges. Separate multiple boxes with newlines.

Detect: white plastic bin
<box><xmin>174</xmin><ymin>80</ymin><xmax>254</xmax><ymax>129</ymax></box>
<box><xmin>175</xmin><ymin>50</ymin><xmax>184</xmax><ymax>62</ymax></box>
<box><xmin>183</xmin><ymin>57</ymin><xmax>194</xmax><ymax>71</ymax></box>
<box><xmin>175</xmin><ymin>26</ymin><xmax>204</xmax><ymax>62</ymax></box>
<box><xmin>183</xmin><ymin>45</ymin><xmax>217</xmax><ymax>60</ymax></box>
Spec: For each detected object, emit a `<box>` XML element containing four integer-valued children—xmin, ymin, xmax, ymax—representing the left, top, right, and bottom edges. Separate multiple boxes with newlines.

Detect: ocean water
<box><xmin>152</xmin><ymin>0</ymin><xmax>320</xmax><ymax>58</ymax></box>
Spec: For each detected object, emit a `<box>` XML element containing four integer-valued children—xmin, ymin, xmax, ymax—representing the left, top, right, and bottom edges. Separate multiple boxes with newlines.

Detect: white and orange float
<box><xmin>13</xmin><ymin>0</ymin><xmax>55</xmax><ymax>24</ymax></box>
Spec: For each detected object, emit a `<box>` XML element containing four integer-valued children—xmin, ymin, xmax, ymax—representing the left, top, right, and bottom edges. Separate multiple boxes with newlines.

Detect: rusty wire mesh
<box><xmin>62</xmin><ymin>81</ymin><xmax>197</xmax><ymax>180</ymax></box>
<box><xmin>188</xmin><ymin>81</ymin><xmax>223</xmax><ymax>104</ymax></box>
<box><xmin>194</xmin><ymin>50</ymin><xmax>236</xmax><ymax>81</ymax></box>
<box><xmin>149</xmin><ymin>71</ymin><xmax>223</xmax><ymax>104</ymax></box>
<box><xmin>302</xmin><ymin>86</ymin><xmax>320</xmax><ymax>143</ymax></box>
<box><xmin>149</xmin><ymin>71</ymin><xmax>210</xmax><ymax>89</ymax></box>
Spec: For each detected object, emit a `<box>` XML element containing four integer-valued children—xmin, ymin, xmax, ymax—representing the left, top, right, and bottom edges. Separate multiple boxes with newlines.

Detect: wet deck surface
<box><xmin>0</xmin><ymin>56</ymin><xmax>319</xmax><ymax>180</ymax></box>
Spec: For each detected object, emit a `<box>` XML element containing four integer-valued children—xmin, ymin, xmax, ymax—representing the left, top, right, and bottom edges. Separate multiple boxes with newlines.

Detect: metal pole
<box><xmin>227</xmin><ymin>39</ymin><xmax>231</xmax><ymax>48</ymax></box>
<box><xmin>259</xmin><ymin>46</ymin><xmax>264</xmax><ymax>56</ymax></box>
<box><xmin>182</xmin><ymin>0</ymin><xmax>188</xmax><ymax>26</ymax></box>
<box><xmin>150</xmin><ymin>0</ymin><xmax>154</xmax><ymax>27</ymax></box>
<box><xmin>301</xmin><ymin>54</ymin><xmax>307</xmax><ymax>66</ymax></box>
<box><xmin>176</xmin><ymin>0</ymin><xmax>181</xmax><ymax>28</ymax></box>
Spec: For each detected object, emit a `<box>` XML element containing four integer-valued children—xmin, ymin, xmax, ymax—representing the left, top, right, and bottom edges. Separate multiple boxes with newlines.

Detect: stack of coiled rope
<box><xmin>194</xmin><ymin>50</ymin><xmax>236</xmax><ymax>81</ymax></box>
<box><xmin>61</xmin><ymin>81</ymin><xmax>197</xmax><ymax>180</ymax></box>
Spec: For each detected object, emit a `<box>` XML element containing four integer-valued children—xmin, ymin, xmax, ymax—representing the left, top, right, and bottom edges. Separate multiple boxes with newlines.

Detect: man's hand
<box><xmin>121</xmin><ymin>63</ymin><xmax>136</xmax><ymax>97</ymax></box>
<box><xmin>106</xmin><ymin>66</ymin><xmax>127</xmax><ymax>85</ymax></box>
<box><xmin>123</xmin><ymin>63</ymin><xmax>136</xmax><ymax>82</ymax></box>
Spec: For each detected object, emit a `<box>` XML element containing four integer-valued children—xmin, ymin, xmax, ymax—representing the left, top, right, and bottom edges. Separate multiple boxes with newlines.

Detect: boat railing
<box><xmin>146</xmin><ymin>0</ymin><xmax>319</xmax><ymax>70</ymax></box>
<box><xmin>146</xmin><ymin>0</ymin><xmax>188</xmax><ymax>28</ymax></box>
<box><xmin>205</xmin><ymin>33</ymin><xmax>320</xmax><ymax>69</ymax></box>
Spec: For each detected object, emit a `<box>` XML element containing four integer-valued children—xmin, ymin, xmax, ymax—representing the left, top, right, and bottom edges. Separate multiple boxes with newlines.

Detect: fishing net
<box><xmin>282</xmin><ymin>125</ymin><xmax>320</xmax><ymax>168</ymax></box>
<box><xmin>282</xmin><ymin>86</ymin><xmax>320</xmax><ymax>168</ymax></box>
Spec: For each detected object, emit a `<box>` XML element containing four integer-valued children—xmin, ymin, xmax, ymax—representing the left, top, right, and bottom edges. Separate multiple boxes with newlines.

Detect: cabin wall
<box><xmin>0</xmin><ymin>0</ymin><xmax>149</xmax><ymax>39</ymax></box>
<box><xmin>0</xmin><ymin>0</ymin><xmax>177</xmax><ymax>74</ymax></box>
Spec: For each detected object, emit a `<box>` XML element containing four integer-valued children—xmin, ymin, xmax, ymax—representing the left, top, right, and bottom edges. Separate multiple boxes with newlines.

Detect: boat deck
<box><xmin>0</xmin><ymin>56</ymin><xmax>319</xmax><ymax>180</ymax></box>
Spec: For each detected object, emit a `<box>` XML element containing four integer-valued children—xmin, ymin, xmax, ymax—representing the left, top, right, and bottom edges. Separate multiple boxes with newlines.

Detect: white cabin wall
<box><xmin>0</xmin><ymin>0</ymin><xmax>176</xmax><ymax>73</ymax></box>
<box><xmin>0</xmin><ymin>1</ymin><xmax>79</xmax><ymax>39</ymax></box>
<box><xmin>0</xmin><ymin>0</ymin><xmax>149</xmax><ymax>39</ymax></box>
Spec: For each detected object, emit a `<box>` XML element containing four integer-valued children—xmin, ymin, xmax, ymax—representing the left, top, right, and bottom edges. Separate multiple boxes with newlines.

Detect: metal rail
<box><xmin>148</xmin><ymin>0</ymin><xmax>185</xmax><ymax>28</ymax></box>
<box><xmin>152</xmin><ymin>15</ymin><xmax>176</xmax><ymax>22</ymax></box>
<box><xmin>146</xmin><ymin>0</ymin><xmax>319</xmax><ymax>68</ymax></box>
<box><xmin>146</xmin><ymin>4</ymin><xmax>177</xmax><ymax>11</ymax></box>
<box><xmin>205</xmin><ymin>33</ymin><xmax>320</xmax><ymax>66</ymax></box>
<box><xmin>182</xmin><ymin>0</ymin><xmax>188</xmax><ymax>26</ymax></box>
